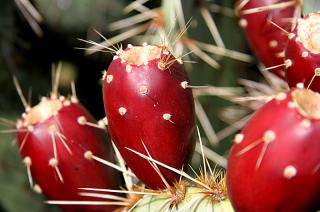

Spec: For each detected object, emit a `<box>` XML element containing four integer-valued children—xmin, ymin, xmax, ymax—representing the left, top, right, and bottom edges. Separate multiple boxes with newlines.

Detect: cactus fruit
<box><xmin>227</xmin><ymin>89</ymin><xmax>320</xmax><ymax>211</ymax></box>
<box><xmin>16</xmin><ymin>93</ymin><xmax>119</xmax><ymax>211</ymax></box>
<box><xmin>235</xmin><ymin>0</ymin><xmax>299</xmax><ymax>77</ymax></box>
<box><xmin>102</xmin><ymin>44</ymin><xmax>195</xmax><ymax>189</ymax></box>
<box><xmin>285</xmin><ymin>12</ymin><xmax>320</xmax><ymax>92</ymax></box>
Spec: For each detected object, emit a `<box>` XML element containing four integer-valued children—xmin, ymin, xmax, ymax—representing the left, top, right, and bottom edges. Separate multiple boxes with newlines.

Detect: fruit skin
<box><xmin>236</xmin><ymin>0</ymin><xmax>299</xmax><ymax>78</ymax></box>
<box><xmin>227</xmin><ymin>89</ymin><xmax>320</xmax><ymax>212</ymax></box>
<box><xmin>103</xmin><ymin>45</ymin><xmax>195</xmax><ymax>189</ymax></box>
<box><xmin>285</xmin><ymin>12</ymin><xmax>320</xmax><ymax>92</ymax></box>
<box><xmin>17</xmin><ymin>98</ymin><xmax>119</xmax><ymax>212</ymax></box>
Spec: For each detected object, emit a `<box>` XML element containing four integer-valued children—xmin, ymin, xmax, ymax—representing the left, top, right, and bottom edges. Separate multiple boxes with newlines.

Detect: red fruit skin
<box><xmin>103</xmin><ymin>46</ymin><xmax>195</xmax><ymax>189</ymax></box>
<box><xmin>286</xmin><ymin>13</ymin><xmax>320</xmax><ymax>92</ymax></box>
<box><xmin>227</xmin><ymin>90</ymin><xmax>320</xmax><ymax>212</ymax></box>
<box><xmin>17</xmin><ymin>99</ymin><xmax>119</xmax><ymax>212</ymax></box>
<box><xmin>236</xmin><ymin>0</ymin><xmax>298</xmax><ymax>77</ymax></box>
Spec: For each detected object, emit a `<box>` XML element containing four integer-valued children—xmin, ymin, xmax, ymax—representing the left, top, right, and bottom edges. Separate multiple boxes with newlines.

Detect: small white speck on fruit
<box><xmin>27</xmin><ymin>125</ymin><xmax>34</xmax><ymax>132</ymax></box>
<box><xmin>288</xmin><ymin>33</ymin><xmax>295</xmax><ymax>39</ymax></box>
<box><xmin>239</xmin><ymin>18</ymin><xmax>248</xmax><ymax>28</ymax></box>
<box><xmin>22</xmin><ymin>113</ymin><xmax>27</xmax><ymax>118</ymax></box>
<box><xmin>33</xmin><ymin>184</ymin><xmax>42</xmax><ymax>194</ymax></box>
<box><xmin>84</xmin><ymin>151</ymin><xmax>93</xmax><ymax>160</ymax></box>
<box><xmin>275</xmin><ymin>92</ymin><xmax>287</xmax><ymax>101</ymax></box>
<box><xmin>162</xmin><ymin>113</ymin><xmax>171</xmax><ymax>120</ymax></box>
<box><xmin>142</xmin><ymin>42</ymin><xmax>148</xmax><ymax>46</ymax></box>
<box><xmin>283</xmin><ymin>165</ymin><xmax>297</xmax><ymax>179</ymax></box>
<box><xmin>23</xmin><ymin>156</ymin><xmax>32</xmax><ymax>166</ymax></box>
<box><xmin>106</xmin><ymin>75</ymin><xmax>113</xmax><ymax>83</ymax></box>
<box><xmin>77</xmin><ymin>116</ymin><xmax>86</xmax><ymax>125</ymax></box>
<box><xmin>162</xmin><ymin>113</ymin><xmax>174</xmax><ymax>124</ymax></box>
<box><xmin>127</xmin><ymin>44</ymin><xmax>133</xmax><ymax>48</ymax></box>
<box><xmin>49</xmin><ymin>158</ymin><xmax>58</xmax><ymax>167</ymax></box>
<box><xmin>63</xmin><ymin>100</ymin><xmax>71</xmax><ymax>106</ymax></box>
<box><xmin>126</xmin><ymin>65</ymin><xmax>132</xmax><ymax>72</ymax></box>
<box><xmin>118</xmin><ymin>107</ymin><xmax>127</xmax><ymax>116</ymax></box>
<box><xmin>113</xmin><ymin>55</ymin><xmax>119</xmax><ymax>60</ymax></box>
<box><xmin>263</xmin><ymin>130</ymin><xmax>276</xmax><ymax>143</ymax></box>
<box><xmin>300</xmin><ymin>119</ymin><xmax>311</xmax><ymax>128</ymax></box>
<box><xmin>295</xmin><ymin>37</ymin><xmax>301</xmax><ymax>42</ymax></box>
<box><xmin>302</xmin><ymin>51</ymin><xmax>309</xmax><ymax>58</ymax></box>
<box><xmin>139</xmin><ymin>85</ymin><xmax>148</xmax><ymax>95</ymax></box>
<box><xmin>285</xmin><ymin>59</ymin><xmax>292</xmax><ymax>68</ymax></box>
<box><xmin>234</xmin><ymin>134</ymin><xmax>244</xmax><ymax>144</ymax></box>
<box><xmin>296</xmin><ymin>82</ymin><xmax>304</xmax><ymax>89</ymax></box>
<box><xmin>181</xmin><ymin>81</ymin><xmax>188</xmax><ymax>89</ymax></box>
<box><xmin>288</xmin><ymin>101</ymin><xmax>296</xmax><ymax>108</ymax></box>
<box><xmin>314</xmin><ymin>68</ymin><xmax>320</xmax><ymax>76</ymax></box>
<box><xmin>269</xmin><ymin>40</ymin><xmax>278</xmax><ymax>48</ymax></box>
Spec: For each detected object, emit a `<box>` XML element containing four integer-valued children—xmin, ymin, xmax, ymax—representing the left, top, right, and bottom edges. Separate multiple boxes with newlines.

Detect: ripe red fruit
<box><xmin>16</xmin><ymin>96</ymin><xmax>119</xmax><ymax>211</ymax></box>
<box><xmin>285</xmin><ymin>12</ymin><xmax>320</xmax><ymax>92</ymax></box>
<box><xmin>102</xmin><ymin>44</ymin><xmax>195</xmax><ymax>189</ymax></box>
<box><xmin>227</xmin><ymin>89</ymin><xmax>320</xmax><ymax>212</ymax></box>
<box><xmin>235</xmin><ymin>0</ymin><xmax>299</xmax><ymax>77</ymax></box>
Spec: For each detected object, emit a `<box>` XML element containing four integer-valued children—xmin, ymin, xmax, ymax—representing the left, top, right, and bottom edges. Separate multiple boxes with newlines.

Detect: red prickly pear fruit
<box><xmin>235</xmin><ymin>0</ymin><xmax>299</xmax><ymax>78</ymax></box>
<box><xmin>102</xmin><ymin>44</ymin><xmax>195</xmax><ymax>189</ymax></box>
<box><xmin>227</xmin><ymin>89</ymin><xmax>320</xmax><ymax>212</ymax></box>
<box><xmin>16</xmin><ymin>96</ymin><xmax>119</xmax><ymax>212</ymax></box>
<box><xmin>285</xmin><ymin>12</ymin><xmax>320</xmax><ymax>92</ymax></box>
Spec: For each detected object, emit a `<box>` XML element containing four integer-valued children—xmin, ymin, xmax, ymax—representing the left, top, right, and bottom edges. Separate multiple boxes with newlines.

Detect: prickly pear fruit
<box><xmin>17</xmin><ymin>96</ymin><xmax>119</xmax><ymax>211</ymax></box>
<box><xmin>285</xmin><ymin>12</ymin><xmax>320</xmax><ymax>92</ymax></box>
<box><xmin>102</xmin><ymin>44</ymin><xmax>195</xmax><ymax>189</ymax></box>
<box><xmin>227</xmin><ymin>89</ymin><xmax>320</xmax><ymax>211</ymax></box>
<box><xmin>235</xmin><ymin>0</ymin><xmax>299</xmax><ymax>77</ymax></box>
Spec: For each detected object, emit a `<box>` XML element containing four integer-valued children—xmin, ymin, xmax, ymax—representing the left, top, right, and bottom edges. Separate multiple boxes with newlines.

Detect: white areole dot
<box><xmin>234</xmin><ymin>133</ymin><xmax>244</xmax><ymax>144</ymax></box>
<box><xmin>118</xmin><ymin>107</ymin><xmax>127</xmax><ymax>116</ymax></box>
<box><xmin>263</xmin><ymin>130</ymin><xmax>276</xmax><ymax>143</ymax></box>
<box><xmin>283</xmin><ymin>165</ymin><xmax>297</xmax><ymax>179</ymax></box>
<box><xmin>106</xmin><ymin>75</ymin><xmax>113</xmax><ymax>83</ymax></box>
<box><xmin>162</xmin><ymin>113</ymin><xmax>172</xmax><ymax>120</ymax></box>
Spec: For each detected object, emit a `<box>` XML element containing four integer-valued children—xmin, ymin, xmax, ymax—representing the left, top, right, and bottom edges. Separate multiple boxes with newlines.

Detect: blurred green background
<box><xmin>0</xmin><ymin>0</ymin><xmax>260</xmax><ymax>211</ymax></box>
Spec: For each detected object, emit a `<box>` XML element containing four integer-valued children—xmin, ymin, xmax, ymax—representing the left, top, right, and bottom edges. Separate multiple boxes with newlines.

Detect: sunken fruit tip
<box><xmin>102</xmin><ymin>44</ymin><xmax>195</xmax><ymax>189</ymax></box>
<box><xmin>16</xmin><ymin>92</ymin><xmax>119</xmax><ymax>211</ymax></box>
<box><xmin>227</xmin><ymin>88</ymin><xmax>320</xmax><ymax>212</ymax></box>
